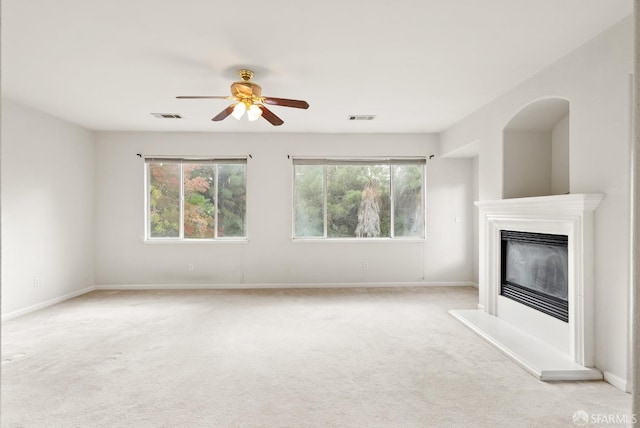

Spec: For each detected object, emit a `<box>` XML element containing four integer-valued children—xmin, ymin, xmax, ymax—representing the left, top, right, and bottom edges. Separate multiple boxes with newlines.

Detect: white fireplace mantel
<box><xmin>473</xmin><ymin>193</ymin><xmax>604</xmax><ymax>216</ymax></box>
<box><xmin>451</xmin><ymin>193</ymin><xmax>604</xmax><ymax>381</ymax></box>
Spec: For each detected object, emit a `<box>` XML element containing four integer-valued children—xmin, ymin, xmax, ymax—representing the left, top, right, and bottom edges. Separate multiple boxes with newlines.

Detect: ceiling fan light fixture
<box><xmin>247</xmin><ymin>104</ymin><xmax>263</xmax><ymax>121</ymax></box>
<box><xmin>231</xmin><ymin>102</ymin><xmax>246</xmax><ymax>120</ymax></box>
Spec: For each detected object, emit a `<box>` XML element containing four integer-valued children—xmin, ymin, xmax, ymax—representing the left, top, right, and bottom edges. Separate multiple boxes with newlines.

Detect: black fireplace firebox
<box><xmin>500</xmin><ymin>230</ymin><xmax>569</xmax><ymax>322</ymax></box>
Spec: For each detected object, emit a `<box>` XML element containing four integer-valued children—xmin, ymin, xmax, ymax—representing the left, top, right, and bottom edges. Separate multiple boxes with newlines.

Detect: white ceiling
<box><xmin>1</xmin><ymin>0</ymin><xmax>632</xmax><ymax>133</ymax></box>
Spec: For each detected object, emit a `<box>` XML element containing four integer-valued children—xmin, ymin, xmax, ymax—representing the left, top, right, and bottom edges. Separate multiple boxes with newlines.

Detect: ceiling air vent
<box><xmin>348</xmin><ymin>115</ymin><xmax>376</xmax><ymax>121</ymax></box>
<box><xmin>151</xmin><ymin>113</ymin><xmax>182</xmax><ymax>119</ymax></box>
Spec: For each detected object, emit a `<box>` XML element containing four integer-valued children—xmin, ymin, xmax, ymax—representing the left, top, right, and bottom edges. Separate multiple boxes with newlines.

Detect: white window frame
<box><xmin>291</xmin><ymin>157</ymin><xmax>427</xmax><ymax>240</ymax></box>
<box><xmin>144</xmin><ymin>156</ymin><xmax>248</xmax><ymax>242</ymax></box>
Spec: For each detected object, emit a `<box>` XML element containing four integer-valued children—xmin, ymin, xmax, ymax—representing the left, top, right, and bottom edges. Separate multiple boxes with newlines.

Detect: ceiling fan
<box><xmin>177</xmin><ymin>69</ymin><xmax>309</xmax><ymax>126</ymax></box>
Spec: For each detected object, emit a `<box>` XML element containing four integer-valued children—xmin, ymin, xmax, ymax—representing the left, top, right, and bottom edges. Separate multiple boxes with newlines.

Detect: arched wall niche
<box><xmin>502</xmin><ymin>97</ymin><xmax>570</xmax><ymax>199</ymax></box>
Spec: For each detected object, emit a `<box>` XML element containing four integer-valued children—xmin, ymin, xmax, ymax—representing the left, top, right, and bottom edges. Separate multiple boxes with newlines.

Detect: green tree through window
<box><xmin>293</xmin><ymin>159</ymin><xmax>425</xmax><ymax>239</ymax></box>
<box><xmin>146</xmin><ymin>158</ymin><xmax>246</xmax><ymax>240</ymax></box>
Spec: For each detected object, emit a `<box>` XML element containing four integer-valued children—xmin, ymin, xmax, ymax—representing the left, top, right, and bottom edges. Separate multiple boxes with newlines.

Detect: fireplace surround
<box><xmin>451</xmin><ymin>193</ymin><xmax>604</xmax><ymax>381</ymax></box>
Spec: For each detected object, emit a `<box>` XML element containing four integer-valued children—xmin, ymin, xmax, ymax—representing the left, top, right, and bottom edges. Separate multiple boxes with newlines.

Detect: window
<box><xmin>293</xmin><ymin>158</ymin><xmax>425</xmax><ymax>239</ymax></box>
<box><xmin>145</xmin><ymin>157</ymin><xmax>247</xmax><ymax>240</ymax></box>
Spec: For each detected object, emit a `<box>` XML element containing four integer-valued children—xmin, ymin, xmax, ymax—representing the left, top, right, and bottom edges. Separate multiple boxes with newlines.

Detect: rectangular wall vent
<box><xmin>348</xmin><ymin>115</ymin><xmax>376</xmax><ymax>121</ymax></box>
<box><xmin>151</xmin><ymin>113</ymin><xmax>183</xmax><ymax>119</ymax></box>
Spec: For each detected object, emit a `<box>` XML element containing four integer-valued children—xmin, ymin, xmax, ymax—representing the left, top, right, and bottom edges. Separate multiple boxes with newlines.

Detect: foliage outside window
<box><xmin>293</xmin><ymin>158</ymin><xmax>425</xmax><ymax>239</ymax></box>
<box><xmin>146</xmin><ymin>158</ymin><xmax>247</xmax><ymax>240</ymax></box>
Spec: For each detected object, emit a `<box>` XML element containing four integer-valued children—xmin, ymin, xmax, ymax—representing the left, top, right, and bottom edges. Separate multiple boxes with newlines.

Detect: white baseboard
<box><xmin>603</xmin><ymin>371</ymin><xmax>631</xmax><ymax>393</ymax></box>
<box><xmin>93</xmin><ymin>281</ymin><xmax>478</xmax><ymax>291</ymax></box>
<box><xmin>2</xmin><ymin>286</ymin><xmax>95</xmax><ymax>321</ymax></box>
<box><xmin>2</xmin><ymin>282</ymin><xmax>476</xmax><ymax>320</ymax></box>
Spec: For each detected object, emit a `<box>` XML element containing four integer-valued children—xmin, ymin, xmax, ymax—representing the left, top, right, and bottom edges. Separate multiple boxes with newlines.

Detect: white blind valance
<box><xmin>291</xmin><ymin>157</ymin><xmax>426</xmax><ymax>166</ymax></box>
<box><xmin>144</xmin><ymin>157</ymin><xmax>247</xmax><ymax>164</ymax></box>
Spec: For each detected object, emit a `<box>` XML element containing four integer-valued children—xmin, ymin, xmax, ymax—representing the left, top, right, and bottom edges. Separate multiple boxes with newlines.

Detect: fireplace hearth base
<box><xmin>450</xmin><ymin>309</ymin><xmax>602</xmax><ymax>381</ymax></box>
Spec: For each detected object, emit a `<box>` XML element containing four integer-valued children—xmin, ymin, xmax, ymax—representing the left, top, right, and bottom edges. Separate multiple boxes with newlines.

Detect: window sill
<box><xmin>291</xmin><ymin>237</ymin><xmax>425</xmax><ymax>243</ymax></box>
<box><xmin>144</xmin><ymin>239</ymin><xmax>248</xmax><ymax>244</ymax></box>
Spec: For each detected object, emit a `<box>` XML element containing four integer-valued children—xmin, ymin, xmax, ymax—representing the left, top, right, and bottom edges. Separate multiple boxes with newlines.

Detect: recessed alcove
<box><xmin>502</xmin><ymin>98</ymin><xmax>570</xmax><ymax>199</ymax></box>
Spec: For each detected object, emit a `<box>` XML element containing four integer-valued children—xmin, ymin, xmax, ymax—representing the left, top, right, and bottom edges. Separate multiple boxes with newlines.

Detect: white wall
<box><xmin>1</xmin><ymin>98</ymin><xmax>95</xmax><ymax>316</ymax></box>
<box><xmin>471</xmin><ymin>157</ymin><xmax>479</xmax><ymax>285</ymax></box>
<box><xmin>423</xmin><ymin>157</ymin><xmax>475</xmax><ymax>283</ymax></box>
<box><xmin>502</xmin><ymin>130</ymin><xmax>551</xmax><ymax>199</ymax></box>
<box><xmin>93</xmin><ymin>132</ymin><xmax>474</xmax><ymax>287</ymax></box>
<box><xmin>440</xmin><ymin>17</ymin><xmax>633</xmax><ymax>388</ymax></box>
<box><xmin>551</xmin><ymin>114</ymin><xmax>570</xmax><ymax>195</ymax></box>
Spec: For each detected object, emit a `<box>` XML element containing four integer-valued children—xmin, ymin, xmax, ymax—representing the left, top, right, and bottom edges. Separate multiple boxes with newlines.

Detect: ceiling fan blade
<box><xmin>176</xmin><ymin>95</ymin><xmax>231</xmax><ymax>99</ymax></box>
<box><xmin>262</xmin><ymin>97</ymin><xmax>309</xmax><ymax>109</ymax></box>
<box><xmin>259</xmin><ymin>106</ymin><xmax>284</xmax><ymax>126</ymax></box>
<box><xmin>212</xmin><ymin>105</ymin><xmax>236</xmax><ymax>121</ymax></box>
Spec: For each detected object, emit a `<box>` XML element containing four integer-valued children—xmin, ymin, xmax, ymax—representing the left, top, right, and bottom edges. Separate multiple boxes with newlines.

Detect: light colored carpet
<box><xmin>1</xmin><ymin>287</ymin><xmax>632</xmax><ymax>427</ymax></box>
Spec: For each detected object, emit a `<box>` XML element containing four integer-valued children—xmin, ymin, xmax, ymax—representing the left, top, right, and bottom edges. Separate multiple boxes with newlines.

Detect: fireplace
<box><xmin>450</xmin><ymin>194</ymin><xmax>604</xmax><ymax>381</ymax></box>
<box><xmin>501</xmin><ymin>230</ymin><xmax>569</xmax><ymax>322</ymax></box>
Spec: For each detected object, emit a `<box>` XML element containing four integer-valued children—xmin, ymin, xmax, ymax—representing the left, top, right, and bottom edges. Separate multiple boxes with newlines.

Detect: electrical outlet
<box><xmin>362</xmin><ymin>262</ymin><xmax>369</xmax><ymax>270</ymax></box>
<box><xmin>188</xmin><ymin>264</ymin><xmax>194</xmax><ymax>271</ymax></box>
<box><xmin>33</xmin><ymin>277</ymin><xmax>43</xmax><ymax>287</ymax></box>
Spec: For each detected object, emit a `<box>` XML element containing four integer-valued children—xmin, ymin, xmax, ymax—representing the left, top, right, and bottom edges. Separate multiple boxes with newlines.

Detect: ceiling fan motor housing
<box><xmin>231</xmin><ymin>81</ymin><xmax>262</xmax><ymax>102</ymax></box>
